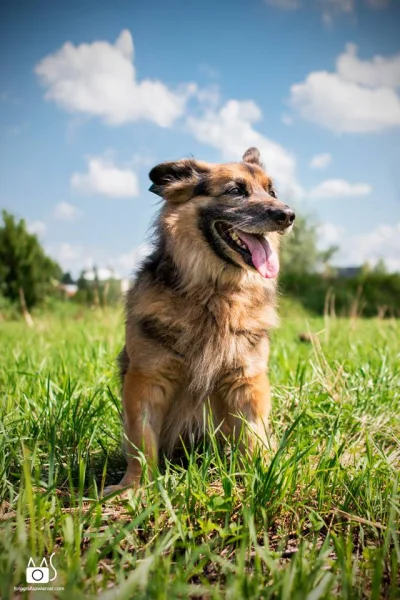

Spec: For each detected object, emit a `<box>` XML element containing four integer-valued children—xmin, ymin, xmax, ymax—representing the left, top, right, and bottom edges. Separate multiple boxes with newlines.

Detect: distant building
<box><xmin>59</xmin><ymin>283</ymin><xmax>78</xmax><ymax>297</ymax></box>
<box><xmin>336</xmin><ymin>267</ymin><xmax>362</xmax><ymax>278</ymax></box>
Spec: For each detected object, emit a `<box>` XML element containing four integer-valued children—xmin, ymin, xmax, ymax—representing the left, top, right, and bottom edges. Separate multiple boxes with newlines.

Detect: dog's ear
<box><xmin>149</xmin><ymin>159</ymin><xmax>210</xmax><ymax>203</ymax></box>
<box><xmin>242</xmin><ymin>147</ymin><xmax>264</xmax><ymax>169</ymax></box>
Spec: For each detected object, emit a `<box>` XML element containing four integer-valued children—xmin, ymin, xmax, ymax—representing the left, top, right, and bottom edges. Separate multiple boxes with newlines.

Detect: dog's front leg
<box><xmin>215</xmin><ymin>372</ymin><xmax>273</xmax><ymax>455</ymax></box>
<box><xmin>103</xmin><ymin>368</ymin><xmax>172</xmax><ymax>497</ymax></box>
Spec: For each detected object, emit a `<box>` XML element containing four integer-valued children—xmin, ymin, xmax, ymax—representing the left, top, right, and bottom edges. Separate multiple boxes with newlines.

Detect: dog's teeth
<box><xmin>227</xmin><ymin>229</ymin><xmax>248</xmax><ymax>250</ymax></box>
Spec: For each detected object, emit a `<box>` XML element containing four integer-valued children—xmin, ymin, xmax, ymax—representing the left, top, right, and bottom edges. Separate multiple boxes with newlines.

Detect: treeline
<box><xmin>71</xmin><ymin>271</ymin><xmax>124</xmax><ymax>306</ymax></box>
<box><xmin>280</xmin><ymin>272</ymin><xmax>400</xmax><ymax>318</ymax></box>
<box><xmin>1</xmin><ymin>210</ymin><xmax>399</xmax><ymax>319</ymax></box>
<box><xmin>279</xmin><ymin>215</ymin><xmax>400</xmax><ymax>318</ymax></box>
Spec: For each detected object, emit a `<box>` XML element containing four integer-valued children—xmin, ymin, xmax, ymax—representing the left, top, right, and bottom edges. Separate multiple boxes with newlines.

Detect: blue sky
<box><xmin>1</xmin><ymin>0</ymin><xmax>400</xmax><ymax>276</ymax></box>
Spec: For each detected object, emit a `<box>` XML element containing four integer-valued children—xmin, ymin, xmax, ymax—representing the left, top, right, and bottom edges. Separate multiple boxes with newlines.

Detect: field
<box><xmin>0</xmin><ymin>306</ymin><xmax>399</xmax><ymax>599</ymax></box>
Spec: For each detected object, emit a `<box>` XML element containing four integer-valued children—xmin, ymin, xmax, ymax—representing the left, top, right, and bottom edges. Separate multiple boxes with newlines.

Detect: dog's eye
<box><xmin>226</xmin><ymin>187</ymin><xmax>242</xmax><ymax>196</ymax></box>
<box><xmin>269</xmin><ymin>188</ymin><xmax>277</xmax><ymax>198</ymax></box>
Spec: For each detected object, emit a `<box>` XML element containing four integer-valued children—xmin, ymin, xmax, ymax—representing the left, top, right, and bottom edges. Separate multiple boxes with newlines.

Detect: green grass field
<box><xmin>1</xmin><ymin>307</ymin><xmax>399</xmax><ymax>599</ymax></box>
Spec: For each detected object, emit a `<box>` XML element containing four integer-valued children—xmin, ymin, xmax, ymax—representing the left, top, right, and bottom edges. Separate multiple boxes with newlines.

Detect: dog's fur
<box><xmin>104</xmin><ymin>147</ymin><xmax>295</xmax><ymax>494</ymax></box>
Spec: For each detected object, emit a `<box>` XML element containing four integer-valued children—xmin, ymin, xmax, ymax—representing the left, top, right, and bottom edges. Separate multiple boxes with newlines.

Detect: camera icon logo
<box><xmin>26</xmin><ymin>566</ymin><xmax>49</xmax><ymax>583</ymax></box>
<box><xmin>26</xmin><ymin>554</ymin><xmax>57</xmax><ymax>584</ymax></box>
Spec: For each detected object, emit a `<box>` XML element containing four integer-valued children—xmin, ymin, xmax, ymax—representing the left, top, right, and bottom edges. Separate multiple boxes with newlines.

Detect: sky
<box><xmin>1</xmin><ymin>0</ymin><xmax>400</xmax><ymax>277</ymax></box>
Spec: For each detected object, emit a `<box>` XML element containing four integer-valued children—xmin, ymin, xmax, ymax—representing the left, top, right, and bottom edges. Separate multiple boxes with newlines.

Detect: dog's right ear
<box><xmin>242</xmin><ymin>147</ymin><xmax>264</xmax><ymax>169</ymax></box>
<box><xmin>149</xmin><ymin>159</ymin><xmax>210</xmax><ymax>203</ymax></box>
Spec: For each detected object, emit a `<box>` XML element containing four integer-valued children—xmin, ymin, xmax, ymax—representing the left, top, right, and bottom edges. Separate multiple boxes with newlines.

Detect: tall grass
<box><xmin>0</xmin><ymin>308</ymin><xmax>399</xmax><ymax>598</ymax></box>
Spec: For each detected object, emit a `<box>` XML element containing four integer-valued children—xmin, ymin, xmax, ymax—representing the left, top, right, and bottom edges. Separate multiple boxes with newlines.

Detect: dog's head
<box><xmin>149</xmin><ymin>148</ymin><xmax>295</xmax><ymax>282</ymax></box>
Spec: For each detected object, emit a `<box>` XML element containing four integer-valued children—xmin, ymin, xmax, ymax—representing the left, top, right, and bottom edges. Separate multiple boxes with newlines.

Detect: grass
<box><xmin>0</xmin><ymin>305</ymin><xmax>399</xmax><ymax>599</ymax></box>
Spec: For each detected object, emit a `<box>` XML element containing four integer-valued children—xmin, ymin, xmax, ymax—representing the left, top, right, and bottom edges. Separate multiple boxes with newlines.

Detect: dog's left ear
<box><xmin>149</xmin><ymin>159</ymin><xmax>210</xmax><ymax>203</ymax></box>
<box><xmin>242</xmin><ymin>147</ymin><xmax>264</xmax><ymax>169</ymax></box>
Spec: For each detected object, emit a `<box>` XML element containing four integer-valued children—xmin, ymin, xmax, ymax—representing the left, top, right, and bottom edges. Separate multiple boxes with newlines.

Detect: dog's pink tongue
<box><xmin>237</xmin><ymin>232</ymin><xmax>279</xmax><ymax>278</ymax></box>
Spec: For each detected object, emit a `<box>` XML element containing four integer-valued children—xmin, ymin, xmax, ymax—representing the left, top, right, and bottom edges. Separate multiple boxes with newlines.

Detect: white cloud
<box><xmin>35</xmin><ymin>30</ymin><xmax>196</xmax><ymax>128</ymax></box>
<box><xmin>186</xmin><ymin>99</ymin><xmax>302</xmax><ymax>198</ymax></box>
<box><xmin>45</xmin><ymin>243</ymin><xmax>89</xmax><ymax>274</ymax></box>
<box><xmin>83</xmin><ymin>267</ymin><xmax>122</xmax><ymax>281</ymax></box>
<box><xmin>309</xmin><ymin>153</ymin><xmax>332</xmax><ymax>169</ymax></box>
<box><xmin>55</xmin><ymin>243</ymin><xmax>82</xmax><ymax>262</ymax></box>
<box><xmin>318</xmin><ymin>221</ymin><xmax>400</xmax><ymax>272</ymax></box>
<box><xmin>309</xmin><ymin>179</ymin><xmax>371</xmax><ymax>199</ymax></box>
<box><xmin>27</xmin><ymin>220</ymin><xmax>46</xmax><ymax>236</ymax></box>
<box><xmin>54</xmin><ymin>201</ymin><xmax>82</xmax><ymax>220</ymax></box>
<box><xmin>47</xmin><ymin>242</ymin><xmax>151</xmax><ymax>277</ymax></box>
<box><xmin>195</xmin><ymin>84</ymin><xmax>221</xmax><ymax>109</ymax></box>
<box><xmin>290</xmin><ymin>44</ymin><xmax>400</xmax><ymax>133</ymax></box>
<box><xmin>71</xmin><ymin>156</ymin><xmax>140</xmax><ymax>198</ymax></box>
<box><xmin>113</xmin><ymin>244</ymin><xmax>152</xmax><ymax>273</ymax></box>
<box><xmin>317</xmin><ymin>222</ymin><xmax>346</xmax><ymax>246</ymax></box>
<box><xmin>317</xmin><ymin>223</ymin><xmax>345</xmax><ymax>254</ymax></box>
<box><xmin>337</xmin><ymin>43</ymin><xmax>400</xmax><ymax>89</ymax></box>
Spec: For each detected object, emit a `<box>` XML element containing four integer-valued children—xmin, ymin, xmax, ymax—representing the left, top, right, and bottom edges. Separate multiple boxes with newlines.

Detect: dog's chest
<box><xmin>171</xmin><ymin>289</ymin><xmax>273</xmax><ymax>383</ymax></box>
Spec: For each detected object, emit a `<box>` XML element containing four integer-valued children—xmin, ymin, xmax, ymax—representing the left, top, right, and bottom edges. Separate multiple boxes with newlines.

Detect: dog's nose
<box><xmin>269</xmin><ymin>207</ymin><xmax>295</xmax><ymax>227</ymax></box>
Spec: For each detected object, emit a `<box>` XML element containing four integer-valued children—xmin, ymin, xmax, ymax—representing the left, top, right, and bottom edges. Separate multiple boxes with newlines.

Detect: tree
<box><xmin>61</xmin><ymin>271</ymin><xmax>75</xmax><ymax>284</ymax></box>
<box><xmin>373</xmin><ymin>258</ymin><xmax>387</xmax><ymax>274</ymax></box>
<box><xmin>0</xmin><ymin>210</ymin><xmax>62</xmax><ymax>308</ymax></box>
<box><xmin>319</xmin><ymin>245</ymin><xmax>339</xmax><ymax>276</ymax></box>
<box><xmin>280</xmin><ymin>213</ymin><xmax>338</xmax><ymax>275</ymax></box>
<box><xmin>280</xmin><ymin>214</ymin><xmax>319</xmax><ymax>274</ymax></box>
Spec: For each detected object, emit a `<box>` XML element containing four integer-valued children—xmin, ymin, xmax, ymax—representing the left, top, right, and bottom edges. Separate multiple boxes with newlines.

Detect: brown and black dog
<box><xmin>103</xmin><ymin>147</ymin><xmax>295</xmax><ymax>495</ymax></box>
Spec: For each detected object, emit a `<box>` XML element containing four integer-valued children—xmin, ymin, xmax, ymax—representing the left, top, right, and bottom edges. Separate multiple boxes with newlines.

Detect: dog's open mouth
<box><xmin>215</xmin><ymin>222</ymin><xmax>279</xmax><ymax>279</ymax></box>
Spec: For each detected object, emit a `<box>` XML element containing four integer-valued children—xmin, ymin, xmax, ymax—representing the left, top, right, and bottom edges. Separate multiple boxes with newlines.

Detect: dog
<box><xmin>103</xmin><ymin>147</ymin><xmax>295</xmax><ymax>496</ymax></box>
